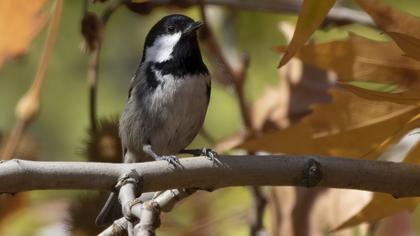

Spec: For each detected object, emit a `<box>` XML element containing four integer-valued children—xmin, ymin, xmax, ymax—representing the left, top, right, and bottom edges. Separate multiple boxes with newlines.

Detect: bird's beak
<box><xmin>184</xmin><ymin>21</ymin><xmax>204</xmax><ymax>34</ymax></box>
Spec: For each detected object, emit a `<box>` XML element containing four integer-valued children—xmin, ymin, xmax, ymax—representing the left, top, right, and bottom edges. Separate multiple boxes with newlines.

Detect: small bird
<box><xmin>95</xmin><ymin>14</ymin><xmax>215</xmax><ymax>225</ymax></box>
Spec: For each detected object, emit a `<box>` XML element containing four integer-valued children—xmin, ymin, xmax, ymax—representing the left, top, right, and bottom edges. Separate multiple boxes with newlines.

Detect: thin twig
<box><xmin>1</xmin><ymin>122</ymin><xmax>27</xmax><ymax>160</ymax></box>
<box><xmin>1</xmin><ymin>0</ymin><xmax>63</xmax><ymax>160</ymax></box>
<box><xmin>87</xmin><ymin>45</ymin><xmax>101</xmax><ymax>131</ymax></box>
<box><xmin>269</xmin><ymin>189</ymin><xmax>283</xmax><ymax>236</ymax></box>
<box><xmin>249</xmin><ymin>186</ymin><xmax>268</xmax><ymax>236</ymax></box>
<box><xmin>233</xmin><ymin>54</ymin><xmax>252</xmax><ymax>128</ymax></box>
<box><xmin>98</xmin><ymin>217</ymin><xmax>128</xmax><ymax>236</ymax></box>
<box><xmin>291</xmin><ymin>187</ymin><xmax>326</xmax><ymax>236</ymax></box>
<box><xmin>83</xmin><ymin>0</ymin><xmax>127</xmax><ymax>131</ymax></box>
<box><xmin>198</xmin><ymin>6</ymin><xmax>236</xmax><ymax>85</ymax></box>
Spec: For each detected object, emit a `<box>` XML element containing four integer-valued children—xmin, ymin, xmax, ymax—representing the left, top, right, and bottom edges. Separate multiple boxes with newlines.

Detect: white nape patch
<box><xmin>145</xmin><ymin>32</ymin><xmax>182</xmax><ymax>63</ymax></box>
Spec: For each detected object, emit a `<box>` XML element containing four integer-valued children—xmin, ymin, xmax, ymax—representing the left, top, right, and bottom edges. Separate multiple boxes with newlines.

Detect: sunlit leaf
<box><xmin>276</xmin><ymin>33</ymin><xmax>420</xmax><ymax>87</ymax></box>
<box><xmin>335</xmin><ymin>193</ymin><xmax>419</xmax><ymax>231</ymax></box>
<box><xmin>335</xmin><ymin>131</ymin><xmax>420</xmax><ymax>230</ymax></box>
<box><xmin>0</xmin><ymin>0</ymin><xmax>47</xmax><ymax>68</ymax></box>
<box><xmin>403</xmin><ymin>138</ymin><xmax>420</xmax><ymax>164</ymax></box>
<box><xmin>270</xmin><ymin>187</ymin><xmax>371</xmax><ymax>235</ymax></box>
<box><xmin>358</xmin><ymin>113</ymin><xmax>420</xmax><ymax>160</ymax></box>
<box><xmin>354</xmin><ymin>0</ymin><xmax>420</xmax><ymax>42</ymax></box>
<box><xmin>251</xmin><ymin>22</ymin><xmax>334</xmax><ymax>133</ymax></box>
<box><xmin>251</xmin><ymin>85</ymin><xmax>289</xmax><ymax>132</ymax></box>
<box><xmin>354</xmin><ymin>0</ymin><xmax>420</xmax><ymax>67</ymax></box>
<box><xmin>387</xmin><ymin>32</ymin><xmax>420</xmax><ymax>62</ymax></box>
<box><xmin>276</xmin><ymin>33</ymin><xmax>420</xmax><ymax>107</ymax></box>
<box><xmin>341</xmin><ymin>83</ymin><xmax>420</xmax><ymax>106</ymax></box>
<box><xmin>278</xmin><ymin>0</ymin><xmax>336</xmax><ymax>67</ymax></box>
<box><xmin>239</xmin><ymin>89</ymin><xmax>418</xmax><ymax>159</ymax></box>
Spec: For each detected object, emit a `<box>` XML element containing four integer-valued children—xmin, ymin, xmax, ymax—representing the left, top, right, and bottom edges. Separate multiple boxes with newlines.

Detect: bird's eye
<box><xmin>167</xmin><ymin>26</ymin><xmax>175</xmax><ymax>33</ymax></box>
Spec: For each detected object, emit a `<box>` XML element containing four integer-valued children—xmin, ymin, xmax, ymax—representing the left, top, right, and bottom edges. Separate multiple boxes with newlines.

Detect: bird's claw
<box><xmin>156</xmin><ymin>155</ymin><xmax>180</xmax><ymax>166</ymax></box>
<box><xmin>201</xmin><ymin>148</ymin><xmax>219</xmax><ymax>162</ymax></box>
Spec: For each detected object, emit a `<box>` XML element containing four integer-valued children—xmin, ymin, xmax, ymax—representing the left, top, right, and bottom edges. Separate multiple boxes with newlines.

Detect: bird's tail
<box><xmin>95</xmin><ymin>192</ymin><xmax>122</xmax><ymax>226</ymax></box>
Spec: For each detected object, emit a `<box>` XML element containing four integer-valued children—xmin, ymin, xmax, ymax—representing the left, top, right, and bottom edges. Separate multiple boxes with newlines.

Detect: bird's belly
<box><xmin>151</xmin><ymin>106</ymin><xmax>206</xmax><ymax>155</ymax></box>
<box><xmin>149</xmin><ymin>75</ymin><xmax>209</xmax><ymax>155</ymax></box>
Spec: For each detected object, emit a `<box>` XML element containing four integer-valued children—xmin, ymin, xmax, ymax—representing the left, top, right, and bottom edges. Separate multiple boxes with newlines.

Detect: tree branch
<box><xmin>1</xmin><ymin>155</ymin><xmax>420</xmax><ymax>198</ymax></box>
<box><xmin>130</xmin><ymin>0</ymin><xmax>374</xmax><ymax>27</ymax></box>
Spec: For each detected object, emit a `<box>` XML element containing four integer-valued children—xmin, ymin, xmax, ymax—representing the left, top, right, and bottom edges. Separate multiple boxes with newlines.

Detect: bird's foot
<box><xmin>143</xmin><ymin>144</ymin><xmax>181</xmax><ymax>167</ymax></box>
<box><xmin>201</xmin><ymin>148</ymin><xmax>222</xmax><ymax>166</ymax></box>
<box><xmin>153</xmin><ymin>155</ymin><xmax>180</xmax><ymax>166</ymax></box>
<box><xmin>201</xmin><ymin>148</ymin><xmax>218</xmax><ymax>161</ymax></box>
<box><xmin>179</xmin><ymin>148</ymin><xmax>220</xmax><ymax>165</ymax></box>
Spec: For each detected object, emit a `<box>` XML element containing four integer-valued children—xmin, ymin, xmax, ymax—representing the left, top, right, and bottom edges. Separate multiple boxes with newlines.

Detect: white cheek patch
<box><xmin>145</xmin><ymin>32</ymin><xmax>182</xmax><ymax>63</ymax></box>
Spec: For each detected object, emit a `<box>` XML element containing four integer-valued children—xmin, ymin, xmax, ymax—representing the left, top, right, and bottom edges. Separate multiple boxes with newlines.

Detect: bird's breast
<box><xmin>149</xmin><ymin>71</ymin><xmax>209</xmax><ymax>106</ymax></box>
<box><xmin>146</xmin><ymin>72</ymin><xmax>210</xmax><ymax>154</ymax></box>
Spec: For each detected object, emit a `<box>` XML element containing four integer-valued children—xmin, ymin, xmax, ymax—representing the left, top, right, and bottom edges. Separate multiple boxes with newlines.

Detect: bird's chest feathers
<box><xmin>148</xmin><ymin>69</ymin><xmax>209</xmax><ymax>110</ymax></box>
<box><xmin>142</xmin><ymin>69</ymin><xmax>210</xmax><ymax>154</ymax></box>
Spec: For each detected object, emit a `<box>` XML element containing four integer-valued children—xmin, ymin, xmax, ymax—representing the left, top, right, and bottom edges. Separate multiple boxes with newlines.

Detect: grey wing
<box><xmin>127</xmin><ymin>75</ymin><xmax>136</xmax><ymax>100</ymax></box>
<box><xmin>119</xmin><ymin>63</ymin><xmax>152</xmax><ymax>163</ymax></box>
<box><xmin>121</xmin><ymin>72</ymin><xmax>138</xmax><ymax>162</ymax></box>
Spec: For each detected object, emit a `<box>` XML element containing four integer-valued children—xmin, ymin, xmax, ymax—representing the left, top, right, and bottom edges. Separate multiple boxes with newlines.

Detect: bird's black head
<box><xmin>142</xmin><ymin>15</ymin><xmax>207</xmax><ymax>74</ymax></box>
<box><xmin>145</xmin><ymin>14</ymin><xmax>202</xmax><ymax>45</ymax></box>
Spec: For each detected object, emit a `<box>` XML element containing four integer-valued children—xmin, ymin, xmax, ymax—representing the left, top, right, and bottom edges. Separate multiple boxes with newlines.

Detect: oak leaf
<box><xmin>278</xmin><ymin>0</ymin><xmax>336</xmax><ymax>67</ymax></box>
<box><xmin>239</xmin><ymin>89</ymin><xmax>418</xmax><ymax>159</ymax></box>
<box><xmin>0</xmin><ymin>0</ymin><xmax>47</xmax><ymax>68</ymax></box>
<box><xmin>336</xmin><ymin>139</ymin><xmax>420</xmax><ymax>230</ymax></box>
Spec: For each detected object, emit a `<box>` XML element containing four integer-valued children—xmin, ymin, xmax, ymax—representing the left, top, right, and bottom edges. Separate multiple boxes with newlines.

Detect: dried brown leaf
<box><xmin>276</xmin><ymin>33</ymin><xmax>420</xmax><ymax>87</ymax></box>
<box><xmin>270</xmin><ymin>187</ymin><xmax>370</xmax><ymax>236</ymax></box>
<box><xmin>334</xmin><ymin>127</ymin><xmax>420</xmax><ymax>230</ymax></box>
<box><xmin>341</xmin><ymin>83</ymin><xmax>420</xmax><ymax>106</ymax></box>
<box><xmin>335</xmin><ymin>193</ymin><xmax>419</xmax><ymax>231</ymax></box>
<box><xmin>355</xmin><ymin>0</ymin><xmax>420</xmax><ymax>42</ymax></box>
<box><xmin>0</xmin><ymin>0</ymin><xmax>47</xmax><ymax>67</ymax></box>
<box><xmin>239</xmin><ymin>89</ymin><xmax>418</xmax><ymax>159</ymax></box>
<box><xmin>388</xmin><ymin>32</ymin><xmax>420</xmax><ymax>62</ymax></box>
<box><xmin>354</xmin><ymin>0</ymin><xmax>420</xmax><ymax>73</ymax></box>
<box><xmin>250</xmin><ymin>22</ymin><xmax>334</xmax><ymax>134</ymax></box>
<box><xmin>278</xmin><ymin>0</ymin><xmax>336</xmax><ymax>67</ymax></box>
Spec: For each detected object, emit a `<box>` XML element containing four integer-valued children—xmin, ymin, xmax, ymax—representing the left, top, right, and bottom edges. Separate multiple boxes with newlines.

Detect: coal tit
<box><xmin>95</xmin><ymin>14</ymin><xmax>212</xmax><ymax>225</ymax></box>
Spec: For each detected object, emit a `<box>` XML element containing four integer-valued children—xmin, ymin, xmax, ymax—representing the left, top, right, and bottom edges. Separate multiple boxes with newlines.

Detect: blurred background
<box><xmin>1</xmin><ymin>0</ymin><xmax>420</xmax><ymax>235</ymax></box>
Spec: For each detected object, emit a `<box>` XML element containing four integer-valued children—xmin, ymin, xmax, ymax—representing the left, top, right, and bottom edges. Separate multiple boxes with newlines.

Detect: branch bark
<box><xmin>1</xmin><ymin>155</ymin><xmax>420</xmax><ymax>198</ymax></box>
<box><xmin>135</xmin><ymin>0</ymin><xmax>374</xmax><ymax>27</ymax></box>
